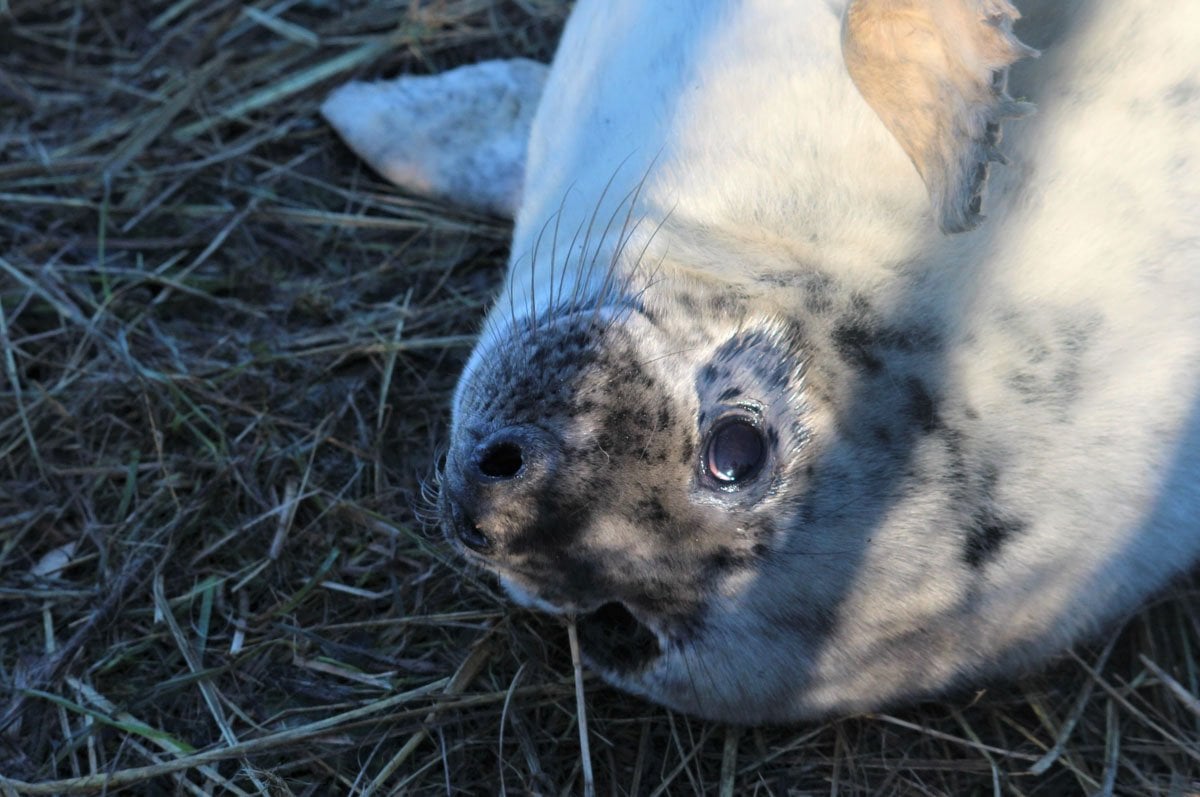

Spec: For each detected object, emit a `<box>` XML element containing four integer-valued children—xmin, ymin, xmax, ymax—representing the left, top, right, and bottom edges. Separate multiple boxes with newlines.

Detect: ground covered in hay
<box><xmin>1</xmin><ymin>1</ymin><xmax>1198</xmax><ymax>794</ymax></box>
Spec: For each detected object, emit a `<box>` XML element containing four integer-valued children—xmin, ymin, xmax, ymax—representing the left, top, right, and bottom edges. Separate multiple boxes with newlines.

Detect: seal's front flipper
<box><xmin>322</xmin><ymin>58</ymin><xmax>548</xmax><ymax>218</ymax></box>
<box><xmin>842</xmin><ymin>0</ymin><xmax>1037</xmax><ymax>234</ymax></box>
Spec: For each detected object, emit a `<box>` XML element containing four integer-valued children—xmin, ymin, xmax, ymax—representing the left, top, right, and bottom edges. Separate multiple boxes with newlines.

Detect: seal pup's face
<box><xmin>437</xmin><ymin>282</ymin><xmax>844</xmax><ymax>721</ymax></box>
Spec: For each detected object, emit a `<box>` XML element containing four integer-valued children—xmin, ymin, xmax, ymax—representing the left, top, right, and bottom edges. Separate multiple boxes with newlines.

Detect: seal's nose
<box><xmin>441</xmin><ymin>425</ymin><xmax>557</xmax><ymax>553</ymax></box>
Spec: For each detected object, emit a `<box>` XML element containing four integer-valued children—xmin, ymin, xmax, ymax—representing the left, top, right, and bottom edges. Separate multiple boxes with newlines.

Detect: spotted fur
<box><xmin>327</xmin><ymin>0</ymin><xmax>1200</xmax><ymax>722</ymax></box>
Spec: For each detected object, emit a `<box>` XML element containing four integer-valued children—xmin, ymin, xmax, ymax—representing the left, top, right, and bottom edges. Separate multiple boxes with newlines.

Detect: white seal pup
<box><xmin>323</xmin><ymin>0</ymin><xmax>1200</xmax><ymax>722</ymax></box>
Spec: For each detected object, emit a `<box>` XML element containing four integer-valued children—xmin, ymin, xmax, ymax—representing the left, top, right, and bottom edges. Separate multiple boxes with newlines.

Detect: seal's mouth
<box><xmin>576</xmin><ymin>601</ymin><xmax>662</xmax><ymax>674</ymax></box>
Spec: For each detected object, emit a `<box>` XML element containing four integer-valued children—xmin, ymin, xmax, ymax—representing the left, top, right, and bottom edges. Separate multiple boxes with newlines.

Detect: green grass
<box><xmin>0</xmin><ymin>1</ymin><xmax>1197</xmax><ymax>794</ymax></box>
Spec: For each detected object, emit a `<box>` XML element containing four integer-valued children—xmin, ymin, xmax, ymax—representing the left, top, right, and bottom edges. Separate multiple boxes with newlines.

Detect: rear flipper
<box><xmin>322</xmin><ymin>58</ymin><xmax>548</xmax><ymax>218</ymax></box>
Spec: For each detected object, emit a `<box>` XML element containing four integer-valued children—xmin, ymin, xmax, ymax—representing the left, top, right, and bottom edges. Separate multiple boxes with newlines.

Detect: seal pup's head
<box><xmin>435</xmin><ymin>243</ymin><xmax>864</xmax><ymax>721</ymax></box>
<box><xmin>430</xmin><ymin>0</ymin><xmax>1043</xmax><ymax>722</ymax></box>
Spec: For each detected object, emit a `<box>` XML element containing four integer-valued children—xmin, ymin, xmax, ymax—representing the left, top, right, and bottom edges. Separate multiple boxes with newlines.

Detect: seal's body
<box><xmin>325</xmin><ymin>0</ymin><xmax>1200</xmax><ymax>722</ymax></box>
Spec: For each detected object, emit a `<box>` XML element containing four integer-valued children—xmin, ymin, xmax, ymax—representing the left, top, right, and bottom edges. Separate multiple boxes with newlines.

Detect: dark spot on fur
<box><xmin>717</xmin><ymin>386</ymin><xmax>742</xmax><ymax>402</ymax></box>
<box><xmin>963</xmin><ymin>515</ymin><xmax>1027</xmax><ymax>568</ymax></box>
<box><xmin>705</xmin><ymin>547</ymin><xmax>743</xmax><ymax>573</ymax></box>
<box><xmin>832</xmin><ymin>322</ymin><xmax>884</xmax><ymax>372</ymax></box>
<box><xmin>755</xmin><ymin>272</ymin><xmax>804</xmax><ymax>288</ymax></box>
<box><xmin>849</xmin><ymin>292</ymin><xmax>873</xmax><ymax>314</ymax></box>
<box><xmin>960</xmin><ymin>464</ymin><xmax>1028</xmax><ymax>568</ymax></box>
<box><xmin>700</xmin><ymin>364</ymin><xmax>719</xmax><ymax>385</ymax></box>
<box><xmin>906</xmin><ymin>378</ymin><xmax>939</xmax><ymax>432</ymax></box>
<box><xmin>710</xmin><ymin>294</ymin><xmax>740</xmax><ymax>314</ymax></box>
<box><xmin>636</xmin><ymin>493</ymin><xmax>671</xmax><ymax>530</ymax></box>
<box><xmin>753</xmin><ymin>359</ymin><xmax>791</xmax><ymax>391</ymax></box>
<box><xmin>999</xmin><ymin>310</ymin><xmax>1098</xmax><ymax>417</ymax></box>
<box><xmin>942</xmin><ymin>426</ymin><xmax>969</xmax><ymax>484</ymax></box>
<box><xmin>679</xmin><ymin>291</ymin><xmax>702</xmax><ymax>315</ymax></box>
<box><xmin>752</xmin><ymin>518</ymin><xmax>776</xmax><ymax>540</ymax></box>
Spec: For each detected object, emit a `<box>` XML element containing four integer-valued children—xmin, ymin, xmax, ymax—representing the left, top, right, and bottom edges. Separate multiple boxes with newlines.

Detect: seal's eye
<box><xmin>704</xmin><ymin>419</ymin><xmax>766</xmax><ymax>484</ymax></box>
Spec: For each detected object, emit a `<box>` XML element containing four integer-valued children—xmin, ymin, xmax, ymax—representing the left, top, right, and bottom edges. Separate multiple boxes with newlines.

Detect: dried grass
<box><xmin>0</xmin><ymin>1</ymin><xmax>1197</xmax><ymax>794</ymax></box>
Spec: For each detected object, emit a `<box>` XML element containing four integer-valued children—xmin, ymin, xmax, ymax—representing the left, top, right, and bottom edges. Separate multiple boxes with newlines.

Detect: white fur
<box><xmin>327</xmin><ymin>0</ymin><xmax>1200</xmax><ymax>719</ymax></box>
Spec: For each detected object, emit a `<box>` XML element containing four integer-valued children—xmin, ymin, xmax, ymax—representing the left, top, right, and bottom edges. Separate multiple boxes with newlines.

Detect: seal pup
<box><xmin>324</xmin><ymin>0</ymin><xmax>1200</xmax><ymax>722</ymax></box>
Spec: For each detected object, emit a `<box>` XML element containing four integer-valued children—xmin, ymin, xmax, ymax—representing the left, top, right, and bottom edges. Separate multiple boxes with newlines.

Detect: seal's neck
<box><xmin>503</xmin><ymin>0</ymin><xmax>939</xmax><ymax>309</ymax></box>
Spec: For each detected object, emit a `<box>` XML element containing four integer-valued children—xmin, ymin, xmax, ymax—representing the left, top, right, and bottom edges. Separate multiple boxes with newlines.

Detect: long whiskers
<box><xmin>413</xmin><ymin>454</ymin><xmax>446</xmax><ymax>528</ymax></box>
<box><xmin>478</xmin><ymin>153</ymin><xmax>677</xmax><ymax>361</ymax></box>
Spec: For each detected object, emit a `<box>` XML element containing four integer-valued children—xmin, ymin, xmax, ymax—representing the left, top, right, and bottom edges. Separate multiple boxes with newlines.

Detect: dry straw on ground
<box><xmin>0</xmin><ymin>1</ymin><xmax>1197</xmax><ymax>794</ymax></box>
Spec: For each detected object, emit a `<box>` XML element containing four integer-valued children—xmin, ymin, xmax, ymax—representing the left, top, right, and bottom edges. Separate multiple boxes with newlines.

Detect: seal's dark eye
<box><xmin>704</xmin><ymin>419</ymin><xmax>766</xmax><ymax>484</ymax></box>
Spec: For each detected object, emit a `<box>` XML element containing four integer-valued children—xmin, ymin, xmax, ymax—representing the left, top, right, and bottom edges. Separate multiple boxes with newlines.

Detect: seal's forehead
<box><xmin>455</xmin><ymin>312</ymin><xmax>604</xmax><ymax>427</ymax></box>
<box><xmin>700</xmin><ymin>325</ymin><xmax>807</xmax><ymax>395</ymax></box>
<box><xmin>453</xmin><ymin>306</ymin><xmax>693</xmax><ymax>444</ymax></box>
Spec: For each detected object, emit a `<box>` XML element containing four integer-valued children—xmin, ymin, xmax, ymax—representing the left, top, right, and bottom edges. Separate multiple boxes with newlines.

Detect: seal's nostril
<box><xmin>445</xmin><ymin>502</ymin><xmax>492</xmax><ymax>553</ymax></box>
<box><xmin>458</xmin><ymin>522</ymin><xmax>490</xmax><ymax>552</ymax></box>
<box><xmin>477</xmin><ymin>441</ymin><xmax>523</xmax><ymax>479</ymax></box>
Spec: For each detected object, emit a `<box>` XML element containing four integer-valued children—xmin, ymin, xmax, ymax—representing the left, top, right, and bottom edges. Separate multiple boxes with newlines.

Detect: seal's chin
<box><xmin>500</xmin><ymin>577</ymin><xmax>663</xmax><ymax>673</ymax></box>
